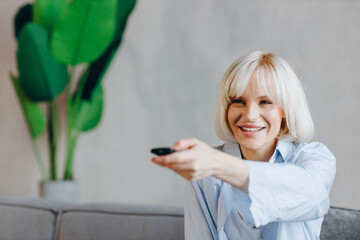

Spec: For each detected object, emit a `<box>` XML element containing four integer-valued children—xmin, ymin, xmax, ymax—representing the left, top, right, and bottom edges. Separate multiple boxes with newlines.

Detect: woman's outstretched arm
<box><xmin>151</xmin><ymin>138</ymin><xmax>336</xmax><ymax>227</ymax></box>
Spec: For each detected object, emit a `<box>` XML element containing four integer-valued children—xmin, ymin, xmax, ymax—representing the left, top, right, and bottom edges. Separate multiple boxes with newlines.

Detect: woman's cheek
<box><xmin>227</xmin><ymin>106</ymin><xmax>241</xmax><ymax>125</ymax></box>
<box><xmin>268</xmin><ymin>108</ymin><xmax>283</xmax><ymax>132</ymax></box>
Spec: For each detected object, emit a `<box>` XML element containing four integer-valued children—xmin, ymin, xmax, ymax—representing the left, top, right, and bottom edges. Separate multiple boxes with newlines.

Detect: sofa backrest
<box><xmin>0</xmin><ymin>197</ymin><xmax>184</xmax><ymax>240</ymax></box>
<box><xmin>0</xmin><ymin>197</ymin><xmax>69</xmax><ymax>240</ymax></box>
<box><xmin>0</xmin><ymin>196</ymin><xmax>359</xmax><ymax>240</ymax></box>
<box><xmin>58</xmin><ymin>203</ymin><xmax>184</xmax><ymax>240</ymax></box>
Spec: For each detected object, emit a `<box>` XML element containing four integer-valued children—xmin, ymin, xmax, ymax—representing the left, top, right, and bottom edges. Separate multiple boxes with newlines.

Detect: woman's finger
<box><xmin>151</xmin><ymin>157</ymin><xmax>166</xmax><ymax>167</ymax></box>
<box><xmin>167</xmin><ymin>160</ymin><xmax>195</xmax><ymax>171</ymax></box>
<box><xmin>160</xmin><ymin>148</ymin><xmax>196</xmax><ymax>165</ymax></box>
<box><xmin>168</xmin><ymin>160</ymin><xmax>213</xmax><ymax>180</ymax></box>
<box><xmin>173</xmin><ymin>138</ymin><xmax>201</xmax><ymax>151</ymax></box>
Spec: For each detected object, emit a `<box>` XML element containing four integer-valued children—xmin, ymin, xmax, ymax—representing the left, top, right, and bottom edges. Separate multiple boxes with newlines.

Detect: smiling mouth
<box><xmin>239</xmin><ymin>126</ymin><xmax>265</xmax><ymax>132</ymax></box>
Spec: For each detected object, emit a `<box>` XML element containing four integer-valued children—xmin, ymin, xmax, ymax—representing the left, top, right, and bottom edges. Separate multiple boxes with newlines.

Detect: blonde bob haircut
<box><xmin>215</xmin><ymin>51</ymin><xmax>314</xmax><ymax>144</ymax></box>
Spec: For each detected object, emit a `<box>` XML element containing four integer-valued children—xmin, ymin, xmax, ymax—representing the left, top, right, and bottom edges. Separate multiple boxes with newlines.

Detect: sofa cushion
<box><xmin>59</xmin><ymin>203</ymin><xmax>184</xmax><ymax>240</ymax></box>
<box><xmin>0</xmin><ymin>196</ymin><xmax>70</xmax><ymax>240</ymax></box>
<box><xmin>320</xmin><ymin>206</ymin><xmax>360</xmax><ymax>240</ymax></box>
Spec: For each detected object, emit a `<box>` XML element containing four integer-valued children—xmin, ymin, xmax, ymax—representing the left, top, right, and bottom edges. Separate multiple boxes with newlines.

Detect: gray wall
<box><xmin>1</xmin><ymin>0</ymin><xmax>359</xmax><ymax>209</ymax></box>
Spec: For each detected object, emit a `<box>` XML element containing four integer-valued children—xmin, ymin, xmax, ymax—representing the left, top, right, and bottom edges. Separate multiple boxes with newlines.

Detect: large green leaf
<box><xmin>80</xmin><ymin>39</ymin><xmax>118</xmax><ymax>100</ymax></box>
<box><xmin>10</xmin><ymin>73</ymin><xmax>46</xmax><ymax>139</ymax></box>
<box><xmin>17</xmin><ymin>23</ymin><xmax>68</xmax><ymax>101</ymax></box>
<box><xmin>51</xmin><ymin>0</ymin><xmax>117</xmax><ymax>65</ymax></box>
<box><xmin>14</xmin><ymin>4</ymin><xmax>33</xmax><ymax>40</ymax></box>
<box><xmin>74</xmin><ymin>84</ymin><xmax>103</xmax><ymax>132</ymax></box>
<box><xmin>33</xmin><ymin>0</ymin><xmax>67</xmax><ymax>31</ymax></box>
<box><xmin>113</xmin><ymin>0</ymin><xmax>136</xmax><ymax>44</ymax></box>
<box><xmin>81</xmin><ymin>0</ymin><xmax>136</xmax><ymax>100</ymax></box>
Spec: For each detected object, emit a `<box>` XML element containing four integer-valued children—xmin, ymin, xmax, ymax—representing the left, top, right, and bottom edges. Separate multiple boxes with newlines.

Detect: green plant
<box><xmin>10</xmin><ymin>0</ymin><xmax>136</xmax><ymax>181</ymax></box>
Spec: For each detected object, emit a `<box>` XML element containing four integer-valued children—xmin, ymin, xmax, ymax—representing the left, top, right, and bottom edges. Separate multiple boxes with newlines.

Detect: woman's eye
<box><xmin>232</xmin><ymin>99</ymin><xmax>245</xmax><ymax>104</ymax></box>
<box><xmin>260</xmin><ymin>100</ymin><xmax>272</xmax><ymax>105</ymax></box>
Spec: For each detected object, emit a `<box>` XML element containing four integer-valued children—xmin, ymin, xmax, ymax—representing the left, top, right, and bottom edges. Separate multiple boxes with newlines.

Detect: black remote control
<box><xmin>151</xmin><ymin>148</ymin><xmax>176</xmax><ymax>156</ymax></box>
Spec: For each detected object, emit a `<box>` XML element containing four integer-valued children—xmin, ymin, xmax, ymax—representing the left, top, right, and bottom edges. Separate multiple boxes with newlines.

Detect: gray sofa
<box><xmin>0</xmin><ymin>197</ymin><xmax>183</xmax><ymax>240</ymax></box>
<box><xmin>0</xmin><ymin>196</ymin><xmax>358</xmax><ymax>240</ymax></box>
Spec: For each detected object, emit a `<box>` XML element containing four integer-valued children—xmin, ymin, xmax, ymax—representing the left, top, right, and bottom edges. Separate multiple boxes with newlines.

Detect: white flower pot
<box><xmin>39</xmin><ymin>180</ymin><xmax>79</xmax><ymax>203</ymax></box>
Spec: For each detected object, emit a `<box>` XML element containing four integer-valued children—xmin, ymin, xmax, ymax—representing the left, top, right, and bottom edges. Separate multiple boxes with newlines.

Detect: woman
<box><xmin>151</xmin><ymin>51</ymin><xmax>336</xmax><ymax>239</ymax></box>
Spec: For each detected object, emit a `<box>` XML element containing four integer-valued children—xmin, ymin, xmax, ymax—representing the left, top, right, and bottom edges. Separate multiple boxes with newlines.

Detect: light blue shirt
<box><xmin>184</xmin><ymin>140</ymin><xmax>336</xmax><ymax>240</ymax></box>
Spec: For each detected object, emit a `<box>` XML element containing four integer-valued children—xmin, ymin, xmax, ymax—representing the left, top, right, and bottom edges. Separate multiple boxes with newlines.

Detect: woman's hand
<box><xmin>151</xmin><ymin>138</ymin><xmax>221</xmax><ymax>181</ymax></box>
<box><xmin>151</xmin><ymin>138</ymin><xmax>249</xmax><ymax>191</ymax></box>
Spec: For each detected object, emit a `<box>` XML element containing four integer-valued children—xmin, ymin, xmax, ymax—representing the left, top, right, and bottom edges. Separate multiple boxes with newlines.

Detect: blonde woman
<box><xmin>151</xmin><ymin>51</ymin><xmax>336</xmax><ymax>240</ymax></box>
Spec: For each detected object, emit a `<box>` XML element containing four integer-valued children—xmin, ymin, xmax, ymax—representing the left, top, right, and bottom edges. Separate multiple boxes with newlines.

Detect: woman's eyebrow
<box><xmin>232</xmin><ymin>95</ymin><xmax>274</xmax><ymax>100</ymax></box>
<box><xmin>232</xmin><ymin>96</ymin><xmax>245</xmax><ymax>100</ymax></box>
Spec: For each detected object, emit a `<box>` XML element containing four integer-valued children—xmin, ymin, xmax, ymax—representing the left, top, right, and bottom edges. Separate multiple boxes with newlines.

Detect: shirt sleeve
<box><xmin>245</xmin><ymin>142</ymin><xmax>336</xmax><ymax>227</ymax></box>
<box><xmin>184</xmin><ymin>181</ymin><xmax>218</xmax><ymax>240</ymax></box>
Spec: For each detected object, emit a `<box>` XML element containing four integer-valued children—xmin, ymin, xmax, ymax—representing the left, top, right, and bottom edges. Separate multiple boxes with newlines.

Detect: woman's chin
<box><xmin>237</xmin><ymin>139</ymin><xmax>262</xmax><ymax>151</ymax></box>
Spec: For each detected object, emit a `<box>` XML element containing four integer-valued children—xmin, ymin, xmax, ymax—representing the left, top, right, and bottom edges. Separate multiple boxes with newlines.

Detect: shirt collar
<box><xmin>222</xmin><ymin>140</ymin><xmax>293</xmax><ymax>163</ymax></box>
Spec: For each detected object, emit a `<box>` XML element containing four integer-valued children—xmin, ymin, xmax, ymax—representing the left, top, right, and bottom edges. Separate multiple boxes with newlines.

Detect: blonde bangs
<box><xmin>225</xmin><ymin>59</ymin><xmax>283</xmax><ymax>106</ymax></box>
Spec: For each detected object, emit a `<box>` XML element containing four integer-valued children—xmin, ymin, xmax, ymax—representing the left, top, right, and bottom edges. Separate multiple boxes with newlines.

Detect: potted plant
<box><xmin>10</xmin><ymin>0</ymin><xmax>136</xmax><ymax>202</ymax></box>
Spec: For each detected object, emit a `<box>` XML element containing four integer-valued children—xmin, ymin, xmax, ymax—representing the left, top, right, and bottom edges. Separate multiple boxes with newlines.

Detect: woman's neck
<box><xmin>240</xmin><ymin>141</ymin><xmax>278</xmax><ymax>162</ymax></box>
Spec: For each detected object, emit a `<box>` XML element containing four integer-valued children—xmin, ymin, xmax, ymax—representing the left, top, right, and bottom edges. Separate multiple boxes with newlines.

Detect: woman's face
<box><xmin>227</xmin><ymin>72</ymin><xmax>284</xmax><ymax>160</ymax></box>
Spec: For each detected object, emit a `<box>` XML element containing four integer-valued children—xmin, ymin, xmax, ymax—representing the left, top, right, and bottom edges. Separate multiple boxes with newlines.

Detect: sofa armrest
<box><xmin>320</xmin><ymin>206</ymin><xmax>360</xmax><ymax>240</ymax></box>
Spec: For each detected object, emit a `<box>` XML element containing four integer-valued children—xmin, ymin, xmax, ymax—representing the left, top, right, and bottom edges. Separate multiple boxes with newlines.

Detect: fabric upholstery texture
<box><xmin>59</xmin><ymin>203</ymin><xmax>184</xmax><ymax>240</ymax></box>
<box><xmin>0</xmin><ymin>196</ymin><xmax>358</xmax><ymax>240</ymax></box>
<box><xmin>0</xmin><ymin>197</ymin><xmax>69</xmax><ymax>240</ymax></box>
<box><xmin>320</xmin><ymin>206</ymin><xmax>360</xmax><ymax>240</ymax></box>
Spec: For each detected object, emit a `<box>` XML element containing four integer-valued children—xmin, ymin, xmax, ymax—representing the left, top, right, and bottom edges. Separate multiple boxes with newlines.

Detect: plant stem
<box><xmin>64</xmin><ymin>65</ymin><xmax>89</xmax><ymax>180</ymax></box>
<box><xmin>64</xmin><ymin>67</ymin><xmax>74</xmax><ymax>180</ymax></box>
<box><xmin>64</xmin><ymin>136</ymin><xmax>78</xmax><ymax>180</ymax></box>
<box><xmin>48</xmin><ymin>101</ymin><xmax>59</xmax><ymax>180</ymax></box>
<box><xmin>30</xmin><ymin>138</ymin><xmax>48</xmax><ymax>180</ymax></box>
<box><xmin>9</xmin><ymin>73</ymin><xmax>48</xmax><ymax>180</ymax></box>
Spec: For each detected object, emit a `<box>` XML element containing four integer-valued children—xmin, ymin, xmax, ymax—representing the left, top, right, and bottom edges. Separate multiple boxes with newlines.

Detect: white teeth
<box><xmin>241</xmin><ymin>127</ymin><xmax>263</xmax><ymax>132</ymax></box>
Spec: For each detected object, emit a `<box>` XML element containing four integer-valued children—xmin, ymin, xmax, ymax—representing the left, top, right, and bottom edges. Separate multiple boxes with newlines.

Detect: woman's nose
<box><xmin>243</xmin><ymin>104</ymin><xmax>259</xmax><ymax>121</ymax></box>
